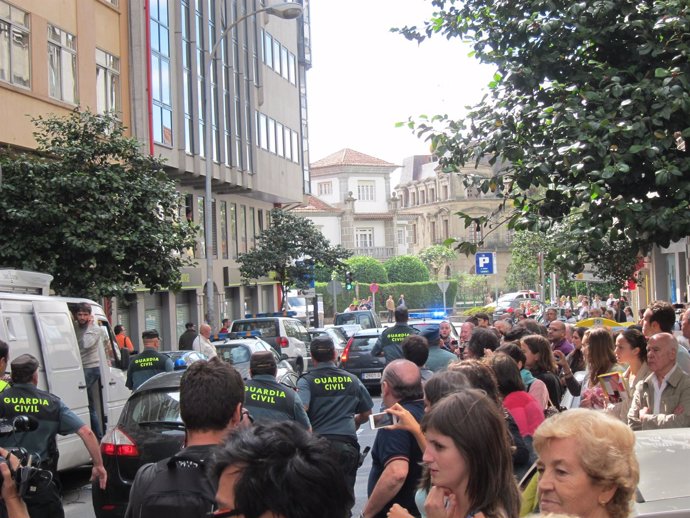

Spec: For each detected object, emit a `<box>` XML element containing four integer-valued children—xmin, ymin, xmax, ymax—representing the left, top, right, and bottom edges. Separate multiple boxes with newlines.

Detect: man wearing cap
<box><xmin>0</xmin><ymin>354</ymin><xmax>106</xmax><ymax>518</ymax></box>
<box><xmin>423</xmin><ymin>324</ymin><xmax>457</xmax><ymax>373</ymax></box>
<box><xmin>371</xmin><ymin>306</ymin><xmax>418</xmax><ymax>364</ymax></box>
<box><xmin>178</xmin><ymin>322</ymin><xmax>197</xmax><ymax>351</ymax></box>
<box><xmin>297</xmin><ymin>334</ymin><xmax>373</xmax><ymax>506</ymax></box>
<box><xmin>126</xmin><ymin>330</ymin><xmax>174</xmax><ymax>390</ymax></box>
<box><xmin>244</xmin><ymin>351</ymin><xmax>310</xmax><ymax>429</ymax></box>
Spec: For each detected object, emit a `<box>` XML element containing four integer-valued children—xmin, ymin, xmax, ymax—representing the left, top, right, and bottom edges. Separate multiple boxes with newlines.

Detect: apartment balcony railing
<box><xmin>353</xmin><ymin>247</ymin><xmax>396</xmax><ymax>260</ymax></box>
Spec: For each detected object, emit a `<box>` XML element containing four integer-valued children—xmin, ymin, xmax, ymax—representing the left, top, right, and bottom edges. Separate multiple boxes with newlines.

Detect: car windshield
<box><xmin>351</xmin><ymin>336</ymin><xmax>378</xmax><ymax>351</ymax></box>
<box><xmin>231</xmin><ymin>320</ymin><xmax>277</xmax><ymax>338</ymax></box>
<box><xmin>327</xmin><ymin>328</ymin><xmax>347</xmax><ymax>342</ymax></box>
<box><xmin>216</xmin><ymin>345</ymin><xmax>251</xmax><ymax>364</ymax></box>
<box><xmin>123</xmin><ymin>389</ymin><xmax>181</xmax><ymax>427</ymax></box>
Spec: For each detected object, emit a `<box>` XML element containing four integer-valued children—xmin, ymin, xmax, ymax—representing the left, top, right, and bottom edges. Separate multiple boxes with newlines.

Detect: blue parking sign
<box><xmin>475</xmin><ymin>252</ymin><xmax>496</xmax><ymax>275</ymax></box>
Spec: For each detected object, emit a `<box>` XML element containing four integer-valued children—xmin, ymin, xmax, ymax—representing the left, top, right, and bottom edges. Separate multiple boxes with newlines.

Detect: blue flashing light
<box><xmin>408</xmin><ymin>310</ymin><xmax>451</xmax><ymax>320</ymax></box>
<box><xmin>227</xmin><ymin>329</ymin><xmax>263</xmax><ymax>340</ymax></box>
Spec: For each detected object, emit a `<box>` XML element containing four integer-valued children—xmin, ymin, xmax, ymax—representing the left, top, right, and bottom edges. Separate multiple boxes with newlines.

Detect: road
<box><xmin>64</xmin><ymin>395</ymin><xmax>383</xmax><ymax>518</ymax></box>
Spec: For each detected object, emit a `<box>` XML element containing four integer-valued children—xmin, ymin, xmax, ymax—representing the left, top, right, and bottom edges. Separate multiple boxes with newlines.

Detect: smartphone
<box><xmin>369</xmin><ymin>411</ymin><xmax>398</xmax><ymax>430</ymax></box>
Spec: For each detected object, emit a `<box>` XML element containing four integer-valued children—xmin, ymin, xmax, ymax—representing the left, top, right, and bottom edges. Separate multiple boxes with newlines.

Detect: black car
<box><xmin>339</xmin><ymin>327</ymin><xmax>386</xmax><ymax>390</ymax></box>
<box><xmin>93</xmin><ymin>371</ymin><xmax>187</xmax><ymax>518</ymax></box>
<box><xmin>93</xmin><ymin>346</ymin><xmax>298</xmax><ymax>518</ymax></box>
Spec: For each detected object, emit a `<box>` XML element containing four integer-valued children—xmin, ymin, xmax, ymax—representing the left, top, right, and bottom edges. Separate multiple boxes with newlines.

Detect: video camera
<box><xmin>0</xmin><ymin>416</ymin><xmax>52</xmax><ymax>498</ymax></box>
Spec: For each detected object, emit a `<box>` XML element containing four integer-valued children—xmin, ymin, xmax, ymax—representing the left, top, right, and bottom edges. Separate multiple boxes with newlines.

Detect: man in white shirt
<box><xmin>642</xmin><ymin>300</ymin><xmax>690</xmax><ymax>374</ymax></box>
<box><xmin>192</xmin><ymin>323</ymin><xmax>217</xmax><ymax>358</ymax></box>
<box><xmin>628</xmin><ymin>333</ymin><xmax>690</xmax><ymax>430</ymax></box>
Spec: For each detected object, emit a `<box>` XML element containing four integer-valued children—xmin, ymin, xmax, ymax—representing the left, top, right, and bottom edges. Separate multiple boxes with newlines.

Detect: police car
<box><xmin>229</xmin><ymin>312</ymin><xmax>311</xmax><ymax>374</ymax></box>
<box><xmin>407</xmin><ymin>311</ymin><xmax>460</xmax><ymax>341</ymax></box>
<box><xmin>338</xmin><ymin>327</ymin><xmax>386</xmax><ymax>391</ymax></box>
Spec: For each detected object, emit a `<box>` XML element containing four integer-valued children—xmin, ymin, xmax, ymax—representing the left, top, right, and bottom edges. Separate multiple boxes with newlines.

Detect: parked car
<box><xmin>334</xmin><ymin>309</ymin><xmax>381</xmax><ymax>330</ymax></box>
<box><xmin>339</xmin><ymin>327</ymin><xmax>386</xmax><ymax>391</ymax></box>
<box><xmin>230</xmin><ymin>314</ymin><xmax>311</xmax><ymax>374</ymax></box>
<box><xmin>213</xmin><ymin>335</ymin><xmax>298</xmax><ymax>389</ymax></box>
<box><xmin>93</xmin><ymin>357</ymin><xmax>300</xmax><ymax>518</ymax></box>
<box><xmin>492</xmin><ymin>294</ymin><xmax>545</xmax><ymax>321</ymax></box>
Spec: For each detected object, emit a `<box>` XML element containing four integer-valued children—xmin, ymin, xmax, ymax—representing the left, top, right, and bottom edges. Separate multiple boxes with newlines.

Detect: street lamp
<box><xmin>203</xmin><ymin>2</ymin><xmax>303</xmax><ymax>330</ymax></box>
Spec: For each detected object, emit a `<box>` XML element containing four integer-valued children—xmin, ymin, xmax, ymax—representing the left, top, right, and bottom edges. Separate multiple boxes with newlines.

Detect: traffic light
<box><xmin>345</xmin><ymin>271</ymin><xmax>353</xmax><ymax>290</ymax></box>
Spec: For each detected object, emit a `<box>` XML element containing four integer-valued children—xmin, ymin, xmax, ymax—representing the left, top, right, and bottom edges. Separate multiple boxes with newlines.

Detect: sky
<box><xmin>306</xmin><ymin>0</ymin><xmax>496</xmax><ymax>166</ymax></box>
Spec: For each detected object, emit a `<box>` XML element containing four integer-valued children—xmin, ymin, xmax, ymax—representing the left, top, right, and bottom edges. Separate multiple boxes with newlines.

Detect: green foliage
<box><xmin>384</xmin><ymin>255</ymin><xmax>430</xmax><ymax>282</ymax></box>
<box><xmin>418</xmin><ymin>245</ymin><xmax>456</xmax><ymax>278</ymax></box>
<box><xmin>463</xmin><ymin>305</ymin><xmax>495</xmax><ymax>317</ymax></box>
<box><xmin>237</xmin><ymin>209</ymin><xmax>351</xmax><ymax>308</ymax></box>
<box><xmin>396</xmin><ymin>0</ymin><xmax>690</xmax><ymax>283</ymax></box>
<box><xmin>455</xmin><ymin>272</ymin><xmax>493</xmax><ymax>304</ymax></box>
<box><xmin>505</xmin><ymin>230</ymin><xmax>552</xmax><ymax>291</ymax></box>
<box><xmin>0</xmin><ymin>109</ymin><xmax>197</xmax><ymax>298</ymax></box>
<box><xmin>343</xmin><ymin>256</ymin><xmax>388</xmax><ymax>284</ymax></box>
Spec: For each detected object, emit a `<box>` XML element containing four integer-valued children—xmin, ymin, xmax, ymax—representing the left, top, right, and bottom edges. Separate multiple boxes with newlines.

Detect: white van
<box><xmin>0</xmin><ymin>270</ymin><xmax>130</xmax><ymax>470</ymax></box>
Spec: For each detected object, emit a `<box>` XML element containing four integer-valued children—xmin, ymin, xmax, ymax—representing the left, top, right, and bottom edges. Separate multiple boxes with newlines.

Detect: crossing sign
<box><xmin>475</xmin><ymin>252</ymin><xmax>497</xmax><ymax>275</ymax></box>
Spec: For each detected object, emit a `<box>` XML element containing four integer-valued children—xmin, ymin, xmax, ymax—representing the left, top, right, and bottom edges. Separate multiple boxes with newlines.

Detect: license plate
<box><xmin>362</xmin><ymin>372</ymin><xmax>381</xmax><ymax>380</ymax></box>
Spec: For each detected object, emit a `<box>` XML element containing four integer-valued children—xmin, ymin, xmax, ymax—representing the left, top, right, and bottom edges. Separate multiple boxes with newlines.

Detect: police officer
<box><xmin>126</xmin><ymin>330</ymin><xmax>173</xmax><ymax>390</ymax></box>
<box><xmin>297</xmin><ymin>335</ymin><xmax>373</xmax><ymax>503</ymax></box>
<box><xmin>371</xmin><ymin>306</ymin><xmax>418</xmax><ymax>364</ymax></box>
<box><xmin>0</xmin><ymin>354</ymin><xmax>107</xmax><ymax>518</ymax></box>
<box><xmin>0</xmin><ymin>338</ymin><xmax>10</xmax><ymax>391</ymax></box>
<box><xmin>244</xmin><ymin>351</ymin><xmax>310</xmax><ymax>429</ymax></box>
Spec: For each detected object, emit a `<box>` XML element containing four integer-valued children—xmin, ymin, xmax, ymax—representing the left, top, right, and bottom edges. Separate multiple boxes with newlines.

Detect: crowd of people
<box><xmin>3</xmin><ymin>297</ymin><xmax>690</xmax><ymax>518</ymax></box>
<box><xmin>512</xmin><ymin>292</ymin><xmax>637</xmax><ymax>323</ymax></box>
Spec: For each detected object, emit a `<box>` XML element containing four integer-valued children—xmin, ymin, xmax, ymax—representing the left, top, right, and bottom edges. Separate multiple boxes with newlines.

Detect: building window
<box><xmin>257</xmin><ymin>209</ymin><xmax>264</xmax><ymax>233</ymax></box>
<box><xmin>230</xmin><ymin>203</ymin><xmax>237</xmax><ymax>259</ymax></box>
<box><xmin>355</xmin><ymin>228</ymin><xmax>374</xmax><ymax>249</ymax></box>
<box><xmin>48</xmin><ymin>25</ymin><xmax>77</xmax><ymax>104</ymax></box>
<box><xmin>150</xmin><ymin>0</ymin><xmax>173</xmax><ymax>146</ymax></box>
<box><xmin>412</xmin><ymin>224</ymin><xmax>417</xmax><ymax>244</ymax></box>
<box><xmin>357</xmin><ymin>181</ymin><xmax>375</xmax><ymax>202</ymax></box>
<box><xmin>443</xmin><ymin>219</ymin><xmax>450</xmax><ymax>239</ymax></box>
<box><xmin>239</xmin><ymin>205</ymin><xmax>247</xmax><ymax>253</ymax></box>
<box><xmin>250</xmin><ymin>207</ymin><xmax>256</xmax><ymax>248</ymax></box>
<box><xmin>429</xmin><ymin>188</ymin><xmax>435</xmax><ymax>203</ymax></box>
<box><xmin>288</xmin><ymin>51</ymin><xmax>296</xmax><ymax>84</ymax></box>
<box><xmin>420</xmin><ymin>191</ymin><xmax>426</xmax><ymax>204</ymax></box>
<box><xmin>397</xmin><ymin>228</ymin><xmax>406</xmax><ymax>245</ymax></box>
<box><xmin>442</xmin><ymin>184</ymin><xmax>449</xmax><ymax>200</ymax></box>
<box><xmin>96</xmin><ymin>49</ymin><xmax>120</xmax><ymax>114</ymax></box>
<box><xmin>0</xmin><ymin>1</ymin><xmax>30</xmax><ymax>88</ymax></box>
<box><xmin>317</xmin><ymin>182</ymin><xmax>332</xmax><ymax>196</ymax></box>
<box><xmin>220</xmin><ymin>201</ymin><xmax>229</xmax><ymax>259</ymax></box>
<box><xmin>430</xmin><ymin>221</ymin><xmax>436</xmax><ymax>243</ymax></box>
<box><xmin>468</xmin><ymin>225</ymin><xmax>483</xmax><ymax>244</ymax></box>
<box><xmin>291</xmin><ymin>130</ymin><xmax>299</xmax><ymax>163</ymax></box>
<box><xmin>181</xmin><ymin>0</ymin><xmax>193</xmax><ymax>153</ymax></box>
<box><xmin>284</xmin><ymin>126</ymin><xmax>292</xmax><ymax>161</ymax></box>
<box><xmin>198</xmin><ymin>195</ymin><xmax>206</xmax><ymax>258</ymax></box>
<box><xmin>267</xmin><ymin>118</ymin><xmax>276</xmax><ymax>153</ymax></box>
<box><xmin>411</xmin><ymin>192</ymin><xmax>416</xmax><ymax>206</ymax></box>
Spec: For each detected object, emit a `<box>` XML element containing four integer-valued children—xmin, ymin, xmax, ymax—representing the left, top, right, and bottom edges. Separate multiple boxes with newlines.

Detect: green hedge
<box><xmin>317</xmin><ymin>281</ymin><xmax>458</xmax><ymax>317</ymax></box>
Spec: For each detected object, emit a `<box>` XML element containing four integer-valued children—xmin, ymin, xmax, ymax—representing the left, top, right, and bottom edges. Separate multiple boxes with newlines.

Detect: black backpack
<box><xmin>138</xmin><ymin>451</ymin><xmax>216</xmax><ymax>517</ymax></box>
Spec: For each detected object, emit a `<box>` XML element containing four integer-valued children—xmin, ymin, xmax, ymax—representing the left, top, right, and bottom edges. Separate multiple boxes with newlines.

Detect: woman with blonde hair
<box><xmin>534</xmin><ymin>408</ymin><xmax>639</xmax><ymax>518</ymax></box>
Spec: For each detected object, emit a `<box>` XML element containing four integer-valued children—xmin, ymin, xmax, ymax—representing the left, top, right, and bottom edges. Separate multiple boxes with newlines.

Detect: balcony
<box><xmin>352</xmin><ymin>247</ymin><xmax>396</xmax><ymax>260</ymax></box>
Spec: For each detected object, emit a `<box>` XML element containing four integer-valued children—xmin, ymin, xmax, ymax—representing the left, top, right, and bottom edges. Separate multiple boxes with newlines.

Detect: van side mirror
<box><xmin>280</xmin><ymin>353</ymin><xmax>289</xmax><ymax>361</ymax></box>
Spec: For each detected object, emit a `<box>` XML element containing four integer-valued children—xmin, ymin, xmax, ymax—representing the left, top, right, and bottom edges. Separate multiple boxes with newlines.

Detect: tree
<box><xmin>237</xmin><ymin>209</ymin><xmax>351</xmax><ymax>309</ymax></box>
<box><xmin>397</xmin><ymin>0</ymin><xmax>690</xmax><ymax>284</ymax></box>
<box><xmin>419</xmin><ymin>245</ymin><xmax>456</xmax><ymax>279</ymax></box>
<box><xmin>0</xmin><ymin>109</ymin><xmax>197</xmax><ymax>299</ymax></box>
<box><xmin>343</xmin><ymin>256</ymin><xmax>388</xmax><ymax>284</ymax></box>
<box><xmin>384</xmin><ymin>256</ymin><xmax>430</xmax><ymax>283</ymax></box>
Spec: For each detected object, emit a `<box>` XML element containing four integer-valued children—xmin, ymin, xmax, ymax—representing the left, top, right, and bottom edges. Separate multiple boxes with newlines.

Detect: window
<box><xmin>250</xmin><ymin>207</ymin><xmax>256</xmax><ymax>248</ymax></box>
<box><xmin>420</xmin><ymin>191</ymin><xmax>426</xmax><ymax>204</ymax></box>
<box><xmin>220</xmin><ymin>201</ymin><xmax>228</xmax><ymax>259</ymax></box>
<box><xmin>412</xmin><ymin>224</ymin><xmax>417</xmax><ymax>244</ymax></box>
<box><xmin>357</xmin><ymin>181</ymin><xmax>375</xmax><ymax>202</ymax></box>
<box><xmin>181</xmin><ymin>0</ymin><xmax>193</xmax><ymax>153</ymax></box>
<box><xmin>267</xmin><ymin>118</ymin><xmax>276</xmax><ymax>153</ymax></box>
<box><xmin>48</xmin><ymin>25</ymin><xmax>77</xmax><ymax>103</ymax></box>
<box><xmin>442</xmin><ymin>185</ymin><xmax>449</xmax><ymax>200</ymax></box>
<box><xmin>280</xmin><ymin>45</ymin><xmax>289</xmax><ymax>80</ymax></box>
<box><xmin>258</xmin><ymin>112</ymin><xmax>268</xmax><ymax>150</ymax></box>
<box><xmin>288</xmin><ymin>52</ymin><xmax>296</xmax><ymax>84</ymax></box>
<box><xmin>411</xmin><ymin>192</ymin><xmax>416</xmax><ymax>206</ymax></box>
<box><xmin>239</xmin><ymin>205</ymin><xmax>247</xmax><ymax>253</ymax></box>
<box><xmin>257</xmin><ymin>209</ymin><xmax>264</xmax><ymax>233</ymax></box>
<box><xmin>284</xmin><ymin>126</ymin><xmax>292</xmax><ymax>161</ymax></box>
<box><xmin>430</xmin><ymin>221</ymin><xmax>436</xmax><ymax>243</ymax></box>
<box><xmin>198</xmin><ymin>195</ymin><xmax>205</xmax><ymax>258</ymax></box>
<box><xmin>355</xmin><ymin>228</ymin><xmax>374</xmax><ymax>249</ymax></box>
<box><xmin>263</xmin><ymin>31</ymin><xmax>273</xmax><ymax>68</ymax></box>
<box><xmin>468</xmin><ymin>225</ymin><xmax>483</xmax><ymax>244</ymax></box>
<box><xmin>275</xmin><ymin>122</ymin><xmax>284</xmax><ymax>156</ymax></box>
<box><xmin>0</xmin><ymin>1</ymin><xmax>30</xmax><ymax>87</ymax></box>
<box><xmin>317</xmin><ymin>182</ymin><xmax>332</xmax><ymax>196</ymax></box>
<box><xmin>229</xmin><ymin>203</ymin><xmax>237</xmax><ymax>259</ymax></box>
<box><xmin>443</xmin><ymin>219</ymin><xmax>450</xmax><ymax>239</ymax></box>
<box><xmin>96</xmin><ymin>49</ymin><xmax>120</xmax><ymax>114</ymax></box>
<box><xmin>397</xmin><ymin>228</ymin><xmax>406</xmax><ymax>245</ymax></box>
<box><xmin>150</xmin><ymin>0</ymin><xmax>172</xmax><ymax>146</ymax></box>
<box><xmin>429</xmin><ymin>188</ymin><xmax>435</xmax><ymax>202</ymax></box>
<box><xmin>291</xmin><ymin>130</ymin><xmax>299</xmax><ymax>163</ymax></box>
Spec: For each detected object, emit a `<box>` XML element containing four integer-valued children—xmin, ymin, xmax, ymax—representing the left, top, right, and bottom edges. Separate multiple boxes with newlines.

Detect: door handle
<box><xmin>109</xmin><ymin>380</ymin><xmax>117</xmax><ymax>386</ymax></box>
<box><xmin>78</xmin><ymin>383</ymin><xmax>86</xmax><ymax>389</ymax></box>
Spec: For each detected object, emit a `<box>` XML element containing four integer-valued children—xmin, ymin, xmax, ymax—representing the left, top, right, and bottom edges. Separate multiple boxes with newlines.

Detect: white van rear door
<box><xmin>32</xmin><ymin>301</ymin><xmax>89</xmax><ymax>412</ymax></box>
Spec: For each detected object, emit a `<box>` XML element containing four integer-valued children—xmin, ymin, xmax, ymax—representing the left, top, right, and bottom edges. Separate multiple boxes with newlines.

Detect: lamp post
<box><xmin>203</xmin><ymin>2</ymin><xmax>303</xmax><ymax>330</ymax></box>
